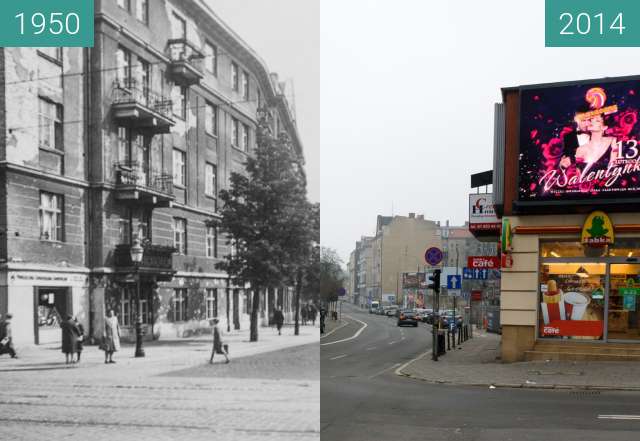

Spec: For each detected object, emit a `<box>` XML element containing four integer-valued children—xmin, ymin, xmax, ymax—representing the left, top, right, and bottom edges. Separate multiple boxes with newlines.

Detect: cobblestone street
<box><xmin>0</xmin><ymin>327</ymin><xmax>319</xmax><ymax>441</ymax></box>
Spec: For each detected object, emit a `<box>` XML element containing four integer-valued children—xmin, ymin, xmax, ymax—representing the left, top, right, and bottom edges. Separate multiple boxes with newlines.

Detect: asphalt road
<box><xmin>321</xmin><ymin>303</ymin><xmax>640</xmax><ymax>441</ymax></box>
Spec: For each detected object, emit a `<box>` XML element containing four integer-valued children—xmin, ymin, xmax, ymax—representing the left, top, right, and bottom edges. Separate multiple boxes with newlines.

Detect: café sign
<box><xmin>467</xmin><ymin>256</ymin><xmax>500</xmax><ymax>269</ymax></box>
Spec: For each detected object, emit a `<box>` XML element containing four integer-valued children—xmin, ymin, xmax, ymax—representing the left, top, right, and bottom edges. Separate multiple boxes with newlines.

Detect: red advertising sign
<box><xmin>471</xmin><ymin>290</ymin><xmax>482</xmax><ymax>301</ymax></box>
<box><xmin>467</xmin><ymin>256</ymin><xmax>500</xmax><ymax>269</ymax></box>
<box><xmin>541</xmin><ymin>320</ymin><xmax>603</xmax><ymax>338</ymax></box>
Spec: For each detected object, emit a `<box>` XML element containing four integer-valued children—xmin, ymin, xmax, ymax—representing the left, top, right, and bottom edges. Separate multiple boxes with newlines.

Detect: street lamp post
<box><xmin>130</xmin><ymin>237</ymin><xmax>145</xmax><ymax>358</ymax></box>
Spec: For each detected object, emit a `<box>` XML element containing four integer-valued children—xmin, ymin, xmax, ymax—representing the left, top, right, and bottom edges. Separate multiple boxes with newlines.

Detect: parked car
<box><xmin>397</xmin><ymin>310</ymin><xmax>419</xmax><ymax>327</ymax></box>
<box><xmin>414</xmin><ymin>308</ymin><xmax>431</xmax><ymax>322</ymax></box>
<box><xmin>386</xmin><ymin>307</ymin><xmax>399</xmax><ymax>317</ymax></box>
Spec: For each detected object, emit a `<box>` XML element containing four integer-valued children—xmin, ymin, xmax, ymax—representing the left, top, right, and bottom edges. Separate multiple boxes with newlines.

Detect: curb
<box><xmin>396</xmin><ymin>369</ymin><xmax>640</xmax><ymax>392</ymax></box>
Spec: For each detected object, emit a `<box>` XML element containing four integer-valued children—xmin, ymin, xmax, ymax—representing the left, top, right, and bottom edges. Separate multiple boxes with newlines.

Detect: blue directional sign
<box><xmin>447</xmin><ymin>274</ymin><xmax>461</xmax><ymax>289</ymax></box>
<box><xmin>463</xmin><ymin>267</ymin><xmax>488</xmax><ymax>280</ymax></box>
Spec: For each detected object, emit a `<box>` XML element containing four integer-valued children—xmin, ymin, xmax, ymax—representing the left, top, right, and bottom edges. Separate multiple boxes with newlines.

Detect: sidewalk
<box><xmin>398</xmin><ymin>327</ymin><xmax>640</xmax><ymax>391</ymax></box>
<box><xmin>0</xmin><ymin>323</ymin><xmax>319</xmax><ymax>382</ymax></box>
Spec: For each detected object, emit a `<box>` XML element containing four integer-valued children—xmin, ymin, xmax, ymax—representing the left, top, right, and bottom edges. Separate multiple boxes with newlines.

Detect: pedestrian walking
<box><xmin>301</xmin><ymin>305</ymin><xmax>308</xmax><ymax>326</ymax></box>
<box><xmin>309</xmin><ymin>305</ymin><xmax>318</xmax><ymax>326</ymax></box>
<box><xmin>0</xmin><ymin>313</ymin><xmax>17</xmax><ymax>359</ymax></box>
<box><xmin>61</xmin><ymin>314</ymin><xmax>81</xmax><ymax>365</ymax></box>
<box><xmin>102</xmin><ymin>310</ymin><xmax>120</xmax><ymax>364</ymax></box>
<box><xmin>209</xmin><ymin>318</ymin><xmax>229</xmax><ymax>364</ymax></box>
<box><xmin>320</xmin><ymin>308</ymin><xmax>326</xmax><ymax>334</ymax></box>
<box><xmin>274</xmin><ymin>308</ymin><xmax>284</xmax><ymax>335</ymax></box>
<box><xmin>75</xmin><ymin>317</ymin><xmax>84</xmax><ymax>363</ymax></box>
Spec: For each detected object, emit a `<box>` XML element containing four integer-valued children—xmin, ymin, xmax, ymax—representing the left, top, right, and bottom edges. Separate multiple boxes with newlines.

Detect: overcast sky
<box><xmin>321</xmin><ymin>0</ymin><xmax>640</xmax><ymax>262</ymax></box>
<box><xmin>208</xmin><ymin>0</ymin><xmax>320</xmax><ymax>203</ymax></box>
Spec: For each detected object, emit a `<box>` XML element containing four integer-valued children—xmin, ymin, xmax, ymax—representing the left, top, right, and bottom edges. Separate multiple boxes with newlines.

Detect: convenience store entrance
<box><xmin>608</xmin><ymin>264</ymin><xmax>640</xmax><ymax>341</ymax></box>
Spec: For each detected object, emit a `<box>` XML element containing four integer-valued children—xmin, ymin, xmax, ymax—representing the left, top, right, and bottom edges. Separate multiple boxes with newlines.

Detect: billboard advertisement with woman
<box><xmin>519</xmin><ymin>78</ymin><xmax>640</xmax><ymax>202</ymax></box>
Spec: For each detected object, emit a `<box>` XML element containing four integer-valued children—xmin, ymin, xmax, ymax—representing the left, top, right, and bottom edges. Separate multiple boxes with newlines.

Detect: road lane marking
<box><xmin>598</xmin><ymin>415</ymin><xmax>640</xmax><ymax>420</ymax></box>
<box><xmin>320</xmin><ymin>315</ymin><xmax>367</xmax><ymax>346</ymax></box>
<box><xmin>365</xmin><ymin>347</ymin><xmax>377</xmax><ymax>351</ymax></box>
<box><xmin>388</xmin><ymin>341</ymin><xmax>397</xmax><ymax>345</ymax></box>
<box><xmin>369</xmin><ymin>363</ymin><xmax>402</xmax><ymax>379</ymax></box>
<box><xmin>329</xmin><ymin>354</ymin><xmax>348</xmax><ymax>360</ymax></box>
<box><xmin>395</xmin><ymin>350</ymin><xmax>430</xmax><ymax>376</ymax></box>
<box><xmin>320</xmin><ymin>320</ymin><xmax>348</xmax><ymax>339</ymax></box>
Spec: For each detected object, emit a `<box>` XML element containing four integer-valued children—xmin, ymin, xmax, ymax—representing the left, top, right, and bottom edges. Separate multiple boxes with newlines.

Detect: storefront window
<box><xmin>609</xmin><ymin>264</ymin><xmax>640</xmax><ymax>340</ymax></box>
<box><xmin>539</xmin><ymin>262</ymin><xmax>605</xmax><ymax>340</ymax></box>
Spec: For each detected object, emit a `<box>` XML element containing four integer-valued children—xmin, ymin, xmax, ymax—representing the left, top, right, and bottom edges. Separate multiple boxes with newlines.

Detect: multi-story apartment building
<box><xmin>0</xmin><ymin>0</ymin><xmax>303</xmax><ymax>345</ymax></box>
<box><xmin>348</xmin><ymin>214</ymin><xmax>442</xmax><ymax>307</ymax></box>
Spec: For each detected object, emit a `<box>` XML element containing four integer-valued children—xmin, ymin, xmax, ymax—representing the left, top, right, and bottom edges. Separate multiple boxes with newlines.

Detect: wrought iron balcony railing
<box><xmin>114</xmin><ymin>161</ymin><xmax>175</xmax><ymax>204</ymax></box>
<box><xmin>166</xmin><ymin>38</ymin><xmax>205</xmax><ymax>86</ymax></box>
<box><xmin>112</xmin><ymin>79</ymin><xmax>174</xmax><ymax>130</ymax></box>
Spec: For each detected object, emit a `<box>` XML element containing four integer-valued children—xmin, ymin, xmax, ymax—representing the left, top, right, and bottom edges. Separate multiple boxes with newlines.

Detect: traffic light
<box><xmin>428</xmin><ymin>269</ymin><xmax>441</xmax><ymax>294</ymax></box>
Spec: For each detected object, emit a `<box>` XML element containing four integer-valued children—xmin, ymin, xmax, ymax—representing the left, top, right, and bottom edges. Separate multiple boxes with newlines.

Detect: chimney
<box><xmin>409</xmin><ymin>213</ymin><xmax>415</xmax><ymax>219</ymax></box>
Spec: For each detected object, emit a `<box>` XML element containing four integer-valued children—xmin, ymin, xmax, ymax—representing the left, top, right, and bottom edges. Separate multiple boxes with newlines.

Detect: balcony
<box><xmin>167</xmin><ymin>39</ymin><xmax>204</xmax><ymax>86</ymax></box>
<box><xmin>114</xmin><ymin>161</ymin><xmax>175</xmax><ymax>207</ymax></box>
<box><xmin>112</xmin><ymin>79</ymin><xmax>175</xmax><ymax>133</ymax></box>
<box><xmin>114</xmin><ymin>243</ymin><xmax>176</xmax><ymax>282</ymax></box>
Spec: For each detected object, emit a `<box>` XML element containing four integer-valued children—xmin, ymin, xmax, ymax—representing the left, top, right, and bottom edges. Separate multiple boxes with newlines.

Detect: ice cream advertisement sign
<box><xmin>580</xmin><ymin>211</ymin><xmax>614</xmax><ymax>247</ymax></box>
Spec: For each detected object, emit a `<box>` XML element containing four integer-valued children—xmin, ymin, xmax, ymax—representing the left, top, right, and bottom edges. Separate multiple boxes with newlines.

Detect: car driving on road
<box><xmin>397</xmin><ymin>310</ymin><xmax>418</xmax><ymax>327</ymax></box>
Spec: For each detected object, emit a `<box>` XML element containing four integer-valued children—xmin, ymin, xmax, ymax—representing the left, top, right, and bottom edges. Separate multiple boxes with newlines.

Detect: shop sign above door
<box><xmin>581</xmin><ymin>211</ymin><xmax>614</xmax><ymax>247</ymax></box>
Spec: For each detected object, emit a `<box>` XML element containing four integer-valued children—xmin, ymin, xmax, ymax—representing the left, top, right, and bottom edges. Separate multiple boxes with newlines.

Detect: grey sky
<box><xmin>207</xmin><ymin>0</ymin><xmax>320</xmax><ymax>203</ymax></box>
<box><xmin>321</xmin><ymin>0</ymin><xmax>640</xmax><ymax>262</ymax></box>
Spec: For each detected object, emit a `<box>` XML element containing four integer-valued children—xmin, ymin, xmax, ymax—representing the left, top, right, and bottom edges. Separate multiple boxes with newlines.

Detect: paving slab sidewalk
<box><xmin>0</xmin><ymin>323</ymin><xmax>319</xmax><ymax>381</ymax></box>
<box><xmin>398</xmin><ymin>328</ymin><xmax>640</xmax><ymax>391</ymax></box>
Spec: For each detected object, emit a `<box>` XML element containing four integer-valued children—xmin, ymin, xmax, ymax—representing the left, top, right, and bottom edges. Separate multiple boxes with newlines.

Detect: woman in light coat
<box><xmin>103</xmin><ymin>310</ymin><xmax>121</xmax><ymax>364</ymax></box>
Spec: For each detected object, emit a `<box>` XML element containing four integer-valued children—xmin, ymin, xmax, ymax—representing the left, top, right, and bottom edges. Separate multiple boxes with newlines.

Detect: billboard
<box><xmin>468</xmin><ymin>194</ymin><xmax>500</xmax><ymax>232</ymax></box>
<box><xmin>518</xmin><ymin>78</ymin><xmax>640</xmax><ymax>203</ymax></box>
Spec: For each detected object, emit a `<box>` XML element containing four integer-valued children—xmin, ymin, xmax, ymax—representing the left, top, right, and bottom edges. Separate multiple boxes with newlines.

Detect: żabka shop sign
<box><xmin>581</xmin><ymin>211</ymin><xmax>614</xmax><ymax>247</ymax></box>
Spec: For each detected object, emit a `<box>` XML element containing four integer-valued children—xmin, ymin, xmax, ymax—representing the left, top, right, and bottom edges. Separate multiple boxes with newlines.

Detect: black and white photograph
<box><xmin>0</xmin><ymin>1</ymin><xmax>319</xmax><ymax>440</ymax></box>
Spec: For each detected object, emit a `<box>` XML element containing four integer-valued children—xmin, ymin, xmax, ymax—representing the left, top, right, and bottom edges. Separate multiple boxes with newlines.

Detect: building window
<box><xmin>206</xmin><ymin>288</ymin><xmax>218</xmax><ymax>319</ymax></box>
<box><xmin>231</xmin><ymin>62</ymin><xmax>239</xmax><ymax>91</ymax></box>
<box><xmin>206</xmin><ymin>226</ymin><xmax>217</xmax><ymax>258</ymax></box>
<box><xmin>140</xmin><ymin>296</ymin><xmax>149</xmax><ymax>324</ymax></box>
<box><xmin>242</xmin><ymin>71</ymin><xmax>249</xmax><ymax>100</ymax></box>
<box><xmin>204</xmin><ymin>42</ymin><xmax>217</xmax><ymax>75</ymax></box>
<box><xmin>172</xmin><ymin>288</ymin><xmax>187</xmax><ymax>322</ymax></box>
<box><xmin>170</xmin><ymin>12</ymin><xmax>186</xmax><ymax>39</ymax></box>
<box><xmin>173</xmin><ymin>149</ymin><xmax>186</xmax><ymax>187</ymax></box>
<box><xmin>118</xmin><ymin>216</ymin><xmax>131</xmax><ymax>244</ymax></box>
<box><xmin>117</xmin><ymin>0</ymin><xmax>130</xmax><ymax>12</ymax></box>
<box><xmin>39</xmin><ymin>47</ymin><xmax>62</xmax><ymax>63</ymax></box>
<box><xmin>116</xmin><ymin>46</ymin><xmax>132</xmax><ymax>85</ymax></box>
<box><xmin>205</xmin><ymin>102</ymin><xmax>217</xmax><ymax>136</ymax></box>
<box><xmin>172</xmin><ymin>85</ymin><xmax>187</xmax><ymax>120</ymax></box>
<box><xmin>136</xmin><ymin>0</ymin><xmax>148</xmax><ymax>24</ymax></box>
<box><xmin>39</xmin><ymin>192</ymin><xmax>63</xmax><ymax>241</ymax></box>
<box><xmin>121</xmin><ymin>288</ymin><xmax>132</xmax><ymax>326</ymax></box>
<box><xmin>257</xmin><ymin>89</ymin><xmax>262</xmax><ymax>108</ymax></box>
<box><xmin>242</xmin><ymin>124</ymin><xmax>249</xmax><ymax>152</ymax></box>
<box><xmin>205</xmin><ymin>163</ymin><xmax>217</xmax><ymax>198</ymax></box>
<box><xmin>138</xmin><ymin>58</ymin><xmax>150</xmax><ymax>101</ymax></box>
<box><xmin>39</xmin><ymin>98</ymin><xmax>63</xmax><ymax>151</ymax></box>
<box><xmin>231</xmin><ymin>118</ymin><xmax>239</xmax><ymax>147</ymax></box>
<box><xmin>173</xmin><ymin>217</ymin><xmax>187</xmax><ymax>255</ymax></box>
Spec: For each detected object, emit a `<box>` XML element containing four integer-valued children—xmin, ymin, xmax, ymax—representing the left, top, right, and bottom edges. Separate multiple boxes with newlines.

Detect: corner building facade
<box><xmin>0</xmin><ymin>0</ymin><xmax>302</xmax><ymax>345</ymax></box>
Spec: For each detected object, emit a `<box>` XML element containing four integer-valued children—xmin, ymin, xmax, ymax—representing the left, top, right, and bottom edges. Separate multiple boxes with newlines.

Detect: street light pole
<box><xmin>130</xmin><ymin>237</ymin><xmax>145</xmax><ymax>358</ymax></box>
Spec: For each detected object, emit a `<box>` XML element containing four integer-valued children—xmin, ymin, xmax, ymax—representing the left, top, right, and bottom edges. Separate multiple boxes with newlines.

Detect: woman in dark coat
<box><xmin>209</xmin><ymin>318</ymin><xmax>229</xmax><ymax>364</ymax></box>
<box><xmin>74</xmin><ymin>317</ymin><xmax>84</xmax><ymax>363</ymax></box>
<box><xmin>61</xmin><ymin>314</ymin><xmax>80</xmax><ymax>365</ymax></box>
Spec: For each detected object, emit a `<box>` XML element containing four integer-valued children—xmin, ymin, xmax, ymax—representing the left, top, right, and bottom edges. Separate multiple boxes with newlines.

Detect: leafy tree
<box><xmin>216</xmin><ymin>115</ymin><xmax>310</xmax><ymax>342</ymax></box>
<box><xmin>320</xmin><ymin>247</ymin><xmax>345</xmax><ymax>306</ymax></box>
